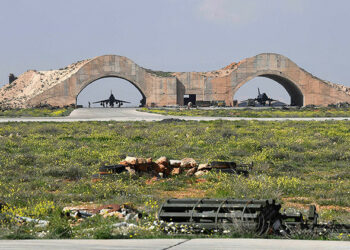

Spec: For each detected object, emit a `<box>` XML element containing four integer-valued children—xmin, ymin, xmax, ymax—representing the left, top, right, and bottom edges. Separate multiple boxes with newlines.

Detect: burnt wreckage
<box><xmin>158</xmin><ymin>198</ymin><xmax>350</xmax><ymax>236</ymax></box>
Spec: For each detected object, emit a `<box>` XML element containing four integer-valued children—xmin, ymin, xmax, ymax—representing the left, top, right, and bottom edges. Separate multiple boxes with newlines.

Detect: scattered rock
<box><xmin>103</xmin><ymin>211</ymin><xmax>124</xmax><ymax>219</ymax></box>
<box><xmin>169</xmin><ymin>160</ymin><xmax>181</xmax><ymax>167</ymax></box>
<box><xmin>124</xmin><ymin>213</ymin><xmax>141</xmax><ymax>222</ymax></box>
<box><xmin>171</xmin><ymin>167</ymin><xmax>181</xmax><ymax>175</ymax></box>
<box><xmin>198</xmin><ymin>163</ymin><xmax>210</xmax><ymax>171</ymax></box>
<box><xmin>194</xmin><ymin>170</ymin><xmax>206</xmax><ymax>177</ymax></box>
<box><xmin>125</xmin><ymin>166</ymin><xmax>136</xmax><ymax>175</ymax></box>
<box><xmin>186</xmin><ymin>167</ymin><xmax>197</xmax><ymax>176</ymax></box>
<box><xmin>181</xmin><ymin>158</ymin><xmax>197</xmax><ymax>168</ymax></box>
<box><xmin>63</xmin><ymin>203</ymin><xmax>140</xmax><ymax>222</ymax></box>
<box><xmin>156</xmin><ymin>163</ymin><xmax>167</xmax><ymax>173</ymax></box>
<box><xmin>36</xmin><ymin>231</ymin><xmax>47</xmax><ymax>238</ymax></box>
<box><xmin>96</xmin><ymin>157</ymin><xmax>250</xmax><ymax>179</ymax></box>
<box><xmin>15</xmin><ymin>216</ymin><xmax>49</xmax><ymax>227</ymax></box>
<box><xmin>164</xmin><ymin>166</ymin><xmax>173</xmax><ymax>175</ymax></box>
<box><xmin>137</xmin><ymin>158</ymin><xmax>147</xmax><ymax>164</ymax></box>
<box><xmin>125</xmin><ymin>156</ymin><xmax>137</xmax><ymax>165</ymax></box>
<box><xmin>112</xmin><ymin>222</ymin><xmax>138</xmax><ymax>228</ymax></box>
<box><xmin>95</xmin><ymin>204</ymin><xmax>121</xmax><ymax>213</ymax></box>
<box><xmin>156</xmin><ymin>156</ymin><xmax>169</xmax><ymax>166</ymax></box>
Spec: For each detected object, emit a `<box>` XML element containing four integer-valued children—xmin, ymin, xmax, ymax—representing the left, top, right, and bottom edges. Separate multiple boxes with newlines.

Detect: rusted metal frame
<box><xmin>161</xmin><ymin>203</ymin><xmax>262</xmax><ymax>209</ymax></box>
<box><xmin>241</xmin><ymin>200</ymin><xmax>253</xmax><ymax>221</ymax></box>
<box><xmin>166</xmin><ymin>198</ymin><xmax>269</xmax><ymax>205</ymax></box>
<box><xmin>214</xmin><ymin>199</ymin><xmax>228</xmax><ymax>228</ymax></box>
<box><xmin>171</xmin><ymin>221</ymin><xmax>259</xmax><ymax>230</ymax></box>
<box><xmin>189</xmin><ymin>198</ymin><xmax>204</xmax><ymax>223</ymax></box>
<box><xmin>160</xmin><ymin>211</ymin><xmax>260</xmax><ymax>219</ymax></box>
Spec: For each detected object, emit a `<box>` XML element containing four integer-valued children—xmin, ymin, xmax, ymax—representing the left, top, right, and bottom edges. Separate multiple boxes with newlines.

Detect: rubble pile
<box><xmin>94</xmin><ymin>157</ymin><xmax>252</xmax><ymax>179</ymax></box>
<box><xmin>63</xmin><ymin>203</ymin><xmax>141</xmax><ymax>221</ymax></box>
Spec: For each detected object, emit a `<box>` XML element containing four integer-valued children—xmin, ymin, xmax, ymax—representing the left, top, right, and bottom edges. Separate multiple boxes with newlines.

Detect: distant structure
<box><xmin>1</xmin><ymin>53</ymin><xmax>350</xmax><ymax>108</ymax></box>
<box><xmin>93</xmin><ymin>91</ymin><xmax>130</xmax><ymax>108</ymax></box>
<box><xmin>254</xmin><ymin>88</ymin><xmax>275</xmax><ymax>106</ymax></box>
<box><xmin>8</xmin><ymin>73</ymin><xmax>17</xmax><ymax>84</ymax></box>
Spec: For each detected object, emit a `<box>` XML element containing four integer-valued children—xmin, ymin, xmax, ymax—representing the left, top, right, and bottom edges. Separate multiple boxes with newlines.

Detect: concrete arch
<box><xmin>25</xmin><ymin>55</ymin><xmax>178</xmax><ymax>107</ymax></box>
<box><xmin>75</xmin><ymin>75</ymin><xmax>147</xmax><ymax>107</ymax></box>
<box><xmin>1</xmin><ymin>53</ymin><xmax>350</xmax><ymax>108</ymax></box>
<box><xmin>224</xmin><ymin>53</ymin><xmax>350</xmax><ymax>106</ymax></box>
<box><xmin>73</xmin><ymin>55</ymin><xmax>147</xmax><ymax>97</ymax></box>
<box><xmin>232</xmin><ymin>69</ymin><xmax>304</xmax><ymax>106</ymax></box>
<box><xmin>261</xmin><ymin>74</ymin><xmax>304</xmax><ymax>106</ymax></box>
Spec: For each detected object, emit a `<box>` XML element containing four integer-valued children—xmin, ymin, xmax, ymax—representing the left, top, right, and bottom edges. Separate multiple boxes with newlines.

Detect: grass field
<box><xmin>0</xmin><ymin>107</ymin><xmax>74</xmax><ymax>117</ymax></box>
<box><xmin>0</xmin><ymin>120</ymin><xmax>349</xmax><ymax>239</ymax></box>
<box><xmin>140</xmin><ymin>107</ymin><xmax>350</xmax><ymax>118</ymax></box>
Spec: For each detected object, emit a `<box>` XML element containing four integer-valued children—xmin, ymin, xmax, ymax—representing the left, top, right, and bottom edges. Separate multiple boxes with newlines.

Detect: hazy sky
<box><xmin>1</xmin><ymin>0</ymin><xmax>350</xmax><ymax>106</ymax></box>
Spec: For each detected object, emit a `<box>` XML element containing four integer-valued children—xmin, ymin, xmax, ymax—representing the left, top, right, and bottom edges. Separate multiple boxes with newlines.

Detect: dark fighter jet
<box><xmin>93</xmin><ymin>92</ymin><xmax>130</xmax><ymax>108</ymax></box>
<box><xmin>255</xmin><ymin>88</ymin><xmax>275</xmax><ymax>106</ymax></box>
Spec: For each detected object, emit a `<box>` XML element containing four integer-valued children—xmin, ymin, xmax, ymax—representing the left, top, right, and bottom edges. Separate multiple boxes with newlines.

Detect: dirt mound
<box><xmin>0</xmin><ymin>59</ymin><xmax>91</xmax><ymax>108</ymax></box>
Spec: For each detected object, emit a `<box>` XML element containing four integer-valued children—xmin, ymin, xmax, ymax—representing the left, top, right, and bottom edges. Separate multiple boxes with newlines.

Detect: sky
<box><xmin>1</xmin><ymin>0</ymin><xmax>350</xmax><ymax>106</ymax></box>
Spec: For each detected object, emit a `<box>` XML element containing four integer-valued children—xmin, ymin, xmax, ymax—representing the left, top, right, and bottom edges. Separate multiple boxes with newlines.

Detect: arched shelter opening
<box><xmin>76</xmin><ymin>76</ymin><xmax>146</xmax><ymax>108</ymax></box>
<box><xmin>233</xmin><ymin>74</ymin><xmax>304</xmax><ymax>106</ymax></box>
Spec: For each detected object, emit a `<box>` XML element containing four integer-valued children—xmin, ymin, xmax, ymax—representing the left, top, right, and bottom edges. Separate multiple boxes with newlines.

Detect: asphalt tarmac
<box><xmin>0</xmin><ymin>239</ymin><xmax>349</xmax><ymax>250</ymax></box>
<box><xmin>0</xmin><ymin>108</ymin><xmax>349</xmax><ymax>122</ymax></box>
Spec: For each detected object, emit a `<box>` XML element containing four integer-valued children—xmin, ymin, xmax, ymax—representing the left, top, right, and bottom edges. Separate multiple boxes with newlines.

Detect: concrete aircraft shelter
<box><xmin>1</xmin><ymin>53</ymin><xmax>350</xmax><ymax>108</ymax></box>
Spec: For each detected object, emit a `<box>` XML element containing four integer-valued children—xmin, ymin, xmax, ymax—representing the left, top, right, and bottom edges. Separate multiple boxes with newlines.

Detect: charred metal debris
<box><xmin>157</xmin><ymin>198</ymin><xmax>350</xmax><ymax>236</ymax></box>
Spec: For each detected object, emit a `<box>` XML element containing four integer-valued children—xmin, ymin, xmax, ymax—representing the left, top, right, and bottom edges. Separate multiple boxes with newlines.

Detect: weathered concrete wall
<box><xmin>174</xmin><ymin>53</ymin><xmax>350</xmax><ymax>106</ymax></box>
<box><xmin>1</xmin><ymin>53</ymin><xmax>350</xmax><ymax>108</ymax></box>
<box><xmin>27</xmin><ymin>55</ymin><xmax>178</xmax><ymax>107</ymax></box>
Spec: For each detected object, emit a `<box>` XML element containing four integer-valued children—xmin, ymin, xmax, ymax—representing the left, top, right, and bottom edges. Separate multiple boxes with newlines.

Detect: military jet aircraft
<box><xmin>93</xmin><ymin>92</ymin><xmax>131</xmax><ymax>108</ymax></box>
<box><xmin>255</xmin><ymin>88</ymin><xmax>275</xmax><ymax>106</ymax></box>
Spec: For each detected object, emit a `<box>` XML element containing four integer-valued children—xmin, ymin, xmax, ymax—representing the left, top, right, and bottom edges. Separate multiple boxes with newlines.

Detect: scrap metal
<box><xmin>158</xmin><ymin>198</ymin><xmax>350</xmax><ymax>235</ymax></box>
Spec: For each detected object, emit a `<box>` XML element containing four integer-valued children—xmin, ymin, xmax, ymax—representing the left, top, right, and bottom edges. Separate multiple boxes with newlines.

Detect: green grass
<box><xmin>139</xmin><ymin>107</ymin><xmax>350</xmax><ymax>118</ymax></box>
<box><xmin>0</xmin><ymin>120</ymin><xmax>349</xmax><ymax>239</ymax></box>
<box><xmin>0</xmin><ymin>107</ymin><xmax>74</xmax><ymax>117</ymax></box>
<box><xmin>143</xmin><ymin>68</ymin><xmax>174</xmax><ymax>77</ymax></box>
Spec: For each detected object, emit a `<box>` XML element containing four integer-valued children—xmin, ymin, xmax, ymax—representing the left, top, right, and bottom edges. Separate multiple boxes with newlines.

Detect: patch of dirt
<box><xmin>315</xmin><ymin>204</ymin><xmax>350</xmax><ymax>212</ymax></box>
<box><xmin>195</xmin><ymin>178</ymin><xmax>207</xmax><ymax>183</ymax></box>
<box><xmin>159</xmin><ymin>188</ymin><xmax>206</xmax><ymax>199</ymax></box>
<box><xmin>63</xmin><ymin>203</ymin><xmax>100</xmax><ymax>211</ymax></box>
<box><xmin>283</xmin><ymin>197</ymin><xmax>310</xmax><ymax>201</ymax></box>
<box><xmin>282</xmin><ymin>198</ymin><xmax>350</xmax><ymax>212</ymax></box>
<box><xmin>145</xmin><ymin>176</ymin><xmax>163</xmax><ymax>185</ymax></box>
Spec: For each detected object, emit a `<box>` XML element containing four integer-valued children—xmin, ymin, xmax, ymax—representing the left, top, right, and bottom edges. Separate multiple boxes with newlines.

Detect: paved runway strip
<box><xmin>0</xmin><ymin>239</ymin><xmax>349</xmax><ymax>250</ymax></box>
<box><xmin>0</xmin><ymin>108</ymin><xmax>349</xmax><ymax>122</ymax></box>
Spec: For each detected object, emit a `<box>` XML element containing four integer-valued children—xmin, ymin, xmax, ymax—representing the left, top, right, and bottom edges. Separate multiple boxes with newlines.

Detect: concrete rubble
<box><xmin>15</xmin><ymin>216</ymin><xmax>49</xmax><ymax>228</ymax></box>
<box><xmin>93</xmin><ymin>157</ymin><xmax>252</xmax><ymax>180</ymax></box>
<box><xmin>62</xmin><ymin>203</ymin><xmax>142</xmax><ymax>221</ymax></box>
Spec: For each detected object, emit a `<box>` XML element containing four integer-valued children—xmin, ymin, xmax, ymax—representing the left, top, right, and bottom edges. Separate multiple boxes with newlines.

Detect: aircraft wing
<box><xmin>92</xmin><ymin>99</ymin><xmax>109</xmax><ymax>104</ymax></box>
<box><xmin>115</xmin><ymin>99</ymin><xmax>131</xmax><ymax>104</ymax></box>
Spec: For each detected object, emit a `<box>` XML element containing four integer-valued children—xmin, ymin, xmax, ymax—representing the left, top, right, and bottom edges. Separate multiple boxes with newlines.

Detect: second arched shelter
<box><xmin>1</xmin><ymin>53</ymin><xmax>350</xmax><ymax>108</ymax></box>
